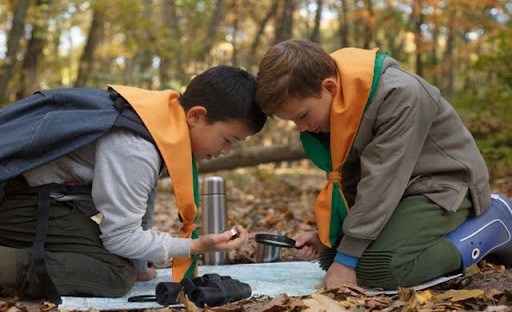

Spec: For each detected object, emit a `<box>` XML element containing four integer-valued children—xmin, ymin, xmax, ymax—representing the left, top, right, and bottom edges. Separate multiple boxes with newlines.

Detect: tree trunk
<box><xmin>197</xmin><ymin>143</ymin><xmax>307</xmax><ymax>173</ymax></box>
<box><xmin>74</xmin><ymin>5</ymin><xmax>106</xmax><ymax>87</ymax></box>
<box><xmin>412</xmin><ymin>0</ymin><xmax>424</xmax><ymax>77</ymax></box>
<box><xmin>444</xmin><ymin>11</ymin><xmax>456</xmax><ymax>100</ymax></box>
<box><xmin>229</xmin><ymin>0</ymin><xmax>240</xmax><ymax>67</ymax></box>
<box><xmin>159</xmin><ymin>0</ymin><xmax>187</xmax><ymax>87</ymax></box>
<box><xmin>309</xmin><ymin>0</ymin><xmax>323</xmax><ymax>43</ymax></box>
<box><xmin>200</xmin><ymin>0</ymin><xmax>224</xmax><ymax>63</ymax></box>
<box><xmin>0</xmin><ymin>0</ymin><xmax>30</xmax><ymax>103</ymax></box>
<box><xmin>337</xmin><ymin>0</ymin><xmax>349</xmax><ymax>47</ymax></box>
<box><xmin>17</xmin><ymin>0</ymin><xmax>51</xmax><ymax>99</ymax></box>
<box><xmin>431</xmin><ymin>26</ymin><xmax>439</xmax><ymax>86</ymax></box>
<box><xmin>249</xmin><ymin>0</ymin><xmax>279</xmax><ymax>64</ymax></box>
<box><xmin>274</xmin><ymin>0</ymin><xmax>294</xmax><ymax>44</ymax></box>
<box><xmin>362</xmin><ymin>0</ymin><xmax>374</xmax><ymax>49</ymax></box>
<box><xmin>135</xmin><ymin>0</ymin><xmax>156</xmax><ymax>89</ymax></box>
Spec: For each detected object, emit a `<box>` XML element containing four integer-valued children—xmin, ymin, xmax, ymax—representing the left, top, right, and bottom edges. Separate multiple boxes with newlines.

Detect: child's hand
<box><xmin>291</xmin><ymin>231</ymin><xmax>325</xmax><ymax>260</ymax></box>
<box><xmin>190</xmin><ymin>225</ymin><xmax>248</xmax><ymax>254</ymax></box>
<box><xmin>136</xmin><ymin>268</ymin><xmax>157</xmax><ymax>281</ymax></box>
<box><xmin>319</xmin><ymin>262</ymin><xmax>365</xmax><ymax>295</ymax></box>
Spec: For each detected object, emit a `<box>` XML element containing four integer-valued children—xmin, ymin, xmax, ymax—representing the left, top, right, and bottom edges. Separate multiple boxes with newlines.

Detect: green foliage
<box><xmin>455</xmin><ymin>28</ymin><xmax>512</xmax><ymax>120</ymax></box>
<box><xmin>452</xmin><ymin>27</ymin><xmax>512</xmax><ymax>185</ymax></box>
<box><xmin>473</xmin><ymin>29</ymin><xmax>512</xmax><ymax>88</ymax></box>
<box><xmin>476</xmin><ymin>128</ymin><xmax>512</xmax><ymax>182</ymax></box>
<box><xmin>478</xmin><ymin>130</ymin><xmax>512</xmax><ymax>161</ymax></box>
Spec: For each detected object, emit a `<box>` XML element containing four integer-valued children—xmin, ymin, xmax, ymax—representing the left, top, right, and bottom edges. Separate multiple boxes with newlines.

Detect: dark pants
<box><xmin>356</xmin><ymin>195</ymin><xmax>471</xmax><ymax>289</ymax></box>
<box><xmin>0</xmin><ymin>178</ymin><xmax>136</xmax><ymax>298</ymax></box>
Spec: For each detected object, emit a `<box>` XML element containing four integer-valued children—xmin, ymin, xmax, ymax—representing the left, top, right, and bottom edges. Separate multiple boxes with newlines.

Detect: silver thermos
<box><xmin>201</xmin><ymin>176</ymin><xmax>229</xmax><ymax>265</ymax></box>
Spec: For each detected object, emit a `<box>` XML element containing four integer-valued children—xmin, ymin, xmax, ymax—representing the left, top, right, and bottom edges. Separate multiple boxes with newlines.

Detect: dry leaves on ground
<box><xmin>2</xmin><ymin>166</ymin><xmax>512</xmax><ymax>312</ymax></box>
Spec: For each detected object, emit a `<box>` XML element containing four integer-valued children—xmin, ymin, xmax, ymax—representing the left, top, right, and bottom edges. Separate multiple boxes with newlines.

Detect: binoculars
<box><xmin>156</xmin><ymin>273</ymin><xmax>252</xmax><ymax>308</ymax></box>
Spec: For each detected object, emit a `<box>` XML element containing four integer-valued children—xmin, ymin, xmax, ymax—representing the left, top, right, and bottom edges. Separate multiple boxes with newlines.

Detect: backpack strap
<box><xmin>0</xmin><ymin>89</ymin><xmax>155</xmax><ymax>303</ymax></box>
<box><xmin>14</xmin><ymin>182</ymin><xmax>92</xmax><ymax>304</ymax></box>
<box><xmin>109</xmin><ymin>91</ymin><xmax>155</xmax><ymax>144</ymax></box>
<box><xmin>109</xmin><ymin>90</ymin><xmax>164</xmax><ymax>172</ymax></box>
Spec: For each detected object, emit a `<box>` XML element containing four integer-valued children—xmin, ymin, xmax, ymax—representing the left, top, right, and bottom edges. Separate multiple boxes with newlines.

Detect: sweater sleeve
<box><xmin>338</xmin><ymin>66</ymin><xmax>439</xmax><ymax>258</ymax></box>
<box><xmin>92</xmin><ymin>129</ymin><xmax>190</xmax><ymax>262</ymax></box>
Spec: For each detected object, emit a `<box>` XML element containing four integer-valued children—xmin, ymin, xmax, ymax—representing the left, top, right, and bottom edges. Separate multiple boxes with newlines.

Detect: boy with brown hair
<box><xmin>255</xmin><ymin>38</ymin><xmax>512</xmax><ymax>291</ymax></box>
<box><xmin>0</xmin><ymin>65</ymin><xmax>266</xmax><ymax>303</ymax></box>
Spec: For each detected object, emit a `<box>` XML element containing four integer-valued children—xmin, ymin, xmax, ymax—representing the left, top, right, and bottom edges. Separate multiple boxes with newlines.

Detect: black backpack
<box><xmin>0</xmin><ymin>87</ymin><xmax>153</xmax><ymax>192</ymax></box>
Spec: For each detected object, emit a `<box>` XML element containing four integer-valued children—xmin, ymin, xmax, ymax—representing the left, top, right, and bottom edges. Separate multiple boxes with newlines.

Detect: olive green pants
<box><xmin>0</xmin><ymin>179</ymin><xmax>136</xmax><ymax>298</ymax></box>
<box><xmin>321</xmin><ymin>194</ymin><xmax>472</xmax><ymax>290</ymax></box>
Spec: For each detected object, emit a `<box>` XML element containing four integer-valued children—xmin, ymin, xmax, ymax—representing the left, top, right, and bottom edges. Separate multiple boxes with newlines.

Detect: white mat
<box><xmin>60</xmin><ymin>261</ymin><xmax>324</xmax><ymax>311</ymax></box>
<box><xmin>59</xmin><ymin>261</ymin><xmax>461</xmax><ymax>311</ymax></box>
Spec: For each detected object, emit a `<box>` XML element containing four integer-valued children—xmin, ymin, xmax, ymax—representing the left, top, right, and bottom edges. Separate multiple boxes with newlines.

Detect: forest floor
<box><xmin>2</xmin><ymin>165</ymin><xmax>512</xmax><ymax>311</ymax></box>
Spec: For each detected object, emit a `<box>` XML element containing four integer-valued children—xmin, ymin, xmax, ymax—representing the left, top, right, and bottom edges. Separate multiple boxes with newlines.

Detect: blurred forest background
<box><xmin>1</xmin><ymin>0</ymin><xmax>511</xmax><ymax>192</ymax></box>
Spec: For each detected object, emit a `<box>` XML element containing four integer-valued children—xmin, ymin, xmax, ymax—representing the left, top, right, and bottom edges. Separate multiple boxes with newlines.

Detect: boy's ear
<box><xmin>186</xmin><ymin>106</ymin><xmax>208</xmax><ymax>125</ymax></box>
<box><xmin>322</xmin><ymin>77</ymin><xmax>338</xmax><ymax>97</ymax></box>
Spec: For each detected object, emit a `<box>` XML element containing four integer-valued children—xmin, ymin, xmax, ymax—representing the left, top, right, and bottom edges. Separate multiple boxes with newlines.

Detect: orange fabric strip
<box><xmin>108</xmin><ymin>85</ymin><xmax>197</xmax><ymax>281</ymax></box>
<box><xmin>315</xmin><ymin>48</ymin><xmax>379</xmax><ymax>247</ymax></box>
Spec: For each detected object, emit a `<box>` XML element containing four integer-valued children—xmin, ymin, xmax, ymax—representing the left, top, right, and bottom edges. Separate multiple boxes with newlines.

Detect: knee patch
<box><xmin>318</xmin><ymin>248</ymin><xmax>337</xmax><ymax>271</ymax></box>
<box><xmin>357</xmin><ymin>250</ymin><xmax>399</xmax><ymax>290</ymax></box>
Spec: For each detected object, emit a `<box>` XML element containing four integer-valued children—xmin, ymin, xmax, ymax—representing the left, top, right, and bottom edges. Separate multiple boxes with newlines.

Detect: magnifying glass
<box><xmin>254</xmin><ymin>233</ymin><xmax>300</xmax><ymax>248</ymax></box>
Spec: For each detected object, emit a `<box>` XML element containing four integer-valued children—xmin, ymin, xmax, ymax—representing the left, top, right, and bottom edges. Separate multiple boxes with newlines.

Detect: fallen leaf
<box><xmin>178</xmin><ymin>289</ymin><xmax>201</xmax><ymax>311</ymax></box>
<box><xmin>41</xmin><ymin>301</ymin><xmax>56</xmax><ymax>312</ymax></box>
<box><xmin>365</xmin><ymin>298</ymin><xmax>393</xmax><ymax>309</ymax></box>
<box><xmin>488</xmin><ymin>288</ymin><xmax>503</xmax><ymax>297</ymax></box>
<box><xmin>288</xmin><ymin>297</ymin><xmax>307</xmax><ymax>310</ymax></box>
<box><xmin>434</xmin><ymin>289</ymin><xmax>486</xmax><ymax>302</ymax></box>
<box><xmin>259</xmin><ymin>294</ymin><xmax>290</xmax><ymax>312</ymax></box>
<box><xmin>303</xmin><ymin>293</ymin><xmax>350</xmax><ymax>312</ymax></box>
<box><xmin>484</xmin><ymin>305</ymin><xmax>512</xmax><ymax>311</ymax></box>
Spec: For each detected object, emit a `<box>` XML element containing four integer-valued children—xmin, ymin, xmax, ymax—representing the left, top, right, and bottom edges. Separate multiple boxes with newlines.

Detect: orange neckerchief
<box><xmin>300</xmin><ymin>48</ymin><xmax>379</xmax><ymax>248</ymax></box>
<box><xmin>109</xmin><ymin>85</ymin><xmax>198</xmax><ymax>281</ymax></box>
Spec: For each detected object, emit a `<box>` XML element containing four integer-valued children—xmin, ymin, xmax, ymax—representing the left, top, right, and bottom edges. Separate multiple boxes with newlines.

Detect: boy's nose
<box><xmin>295</xmin><ymin>120</ymin><xmax>308</xmax><ymax>132</ymax></box>
<box><xmin>220</xmin><ymin>144</ymin><xmax>231</xmax><ymax>155</ymax></box>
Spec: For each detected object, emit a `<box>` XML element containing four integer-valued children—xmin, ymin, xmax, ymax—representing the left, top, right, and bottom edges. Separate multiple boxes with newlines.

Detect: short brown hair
<box><xmin>255</xmin><ymin>38</ymin><xmax>337</xmax><ymax>116</ymax></box>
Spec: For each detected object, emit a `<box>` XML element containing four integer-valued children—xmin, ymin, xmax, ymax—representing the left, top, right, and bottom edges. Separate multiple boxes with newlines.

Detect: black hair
<box><xmin>179</xmin><ymin>65</ymin><xmax>267</xmax><ymax>134</ymax></box>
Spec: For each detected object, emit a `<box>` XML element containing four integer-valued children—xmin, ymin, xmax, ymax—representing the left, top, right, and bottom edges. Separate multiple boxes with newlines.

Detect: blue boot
<box><xmin>446</xmin><ymin>194</ymin><xmax>512</xmax><ymax>269</ymax></box>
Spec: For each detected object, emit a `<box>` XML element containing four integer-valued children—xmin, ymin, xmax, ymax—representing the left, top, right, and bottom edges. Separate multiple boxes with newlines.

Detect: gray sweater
<box><xmin>23</xmin><ymin>128</ymin><xmax>190</xmax><ymax>274</ymax></box>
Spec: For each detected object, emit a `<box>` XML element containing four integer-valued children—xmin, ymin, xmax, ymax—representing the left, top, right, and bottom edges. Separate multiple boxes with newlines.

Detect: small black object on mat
<box><xmin>255</xmin><ymin>233</ymin><xmax>298</xmax><ymax>248</ymax></box>
<box><xmin>128</xmin><ymin>273</ymin><xmax>252</xmax><ymax>308</ymax></box>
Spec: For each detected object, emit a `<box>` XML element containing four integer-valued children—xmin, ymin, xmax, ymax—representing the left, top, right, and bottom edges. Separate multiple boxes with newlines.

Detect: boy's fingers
<box><xmin>229</xmin><ymin>227</ymin><xmax>239</xmax><ymax>238</ymax></box>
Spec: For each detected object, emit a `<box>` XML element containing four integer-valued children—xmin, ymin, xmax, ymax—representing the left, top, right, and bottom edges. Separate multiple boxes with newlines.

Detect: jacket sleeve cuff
<box><xmin>334</xmin><ymin>252</ymin><xmax>359</xmax><ymax>268</ymax></box>
<box><xmin>168</xmin><ymin>237</ymin><xmax>192</xmax><ymax>258</ymax></box>
<box><xmin>337</xmin><ymin>235</ymin><xmax>374</xmax><ymax>258</ymax></box>
<box><xmin>131</xmin><ymin>259</ymin><xmax>149</xmax><ymax>274</ymax></box>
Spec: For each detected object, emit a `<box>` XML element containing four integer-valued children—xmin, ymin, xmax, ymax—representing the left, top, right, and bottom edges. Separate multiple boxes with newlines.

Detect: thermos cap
<box><xmin>202</xmin><ymin>176</ymin><xmax>225</xmax><ymax>194</ymax></box>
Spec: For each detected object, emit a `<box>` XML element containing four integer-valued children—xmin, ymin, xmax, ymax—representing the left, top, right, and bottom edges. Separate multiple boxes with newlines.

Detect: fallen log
<box><xmin>197</xmin><ymin>143</ymin><xmax>307</xmax><ymax>173</ymax></box>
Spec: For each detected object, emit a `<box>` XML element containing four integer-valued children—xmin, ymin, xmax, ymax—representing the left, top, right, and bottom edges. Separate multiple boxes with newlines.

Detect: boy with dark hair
<box><xmin>255</xmin><ymin>38</ymin><xmax>512</xmax><ymax>291</ymax></box>
<box><xmin>0</xmin><ymin>65</ymin><xmax>266</xmax><ymax>302</ymax></box>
